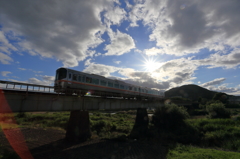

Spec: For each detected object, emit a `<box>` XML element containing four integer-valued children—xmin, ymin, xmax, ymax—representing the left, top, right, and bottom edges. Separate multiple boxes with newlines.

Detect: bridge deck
<box><xmin>0</xmin><ymin>89</ymin><xmax>163</xmax><ymax>112</ymax></box>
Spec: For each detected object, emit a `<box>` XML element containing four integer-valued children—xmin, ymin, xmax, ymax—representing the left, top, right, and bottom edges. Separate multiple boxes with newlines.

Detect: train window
<box><xmin>125</xmin><ymin>86</ymin><xmax>128</xmax><ymax>90</ymax></box>
<box><xmin>100</xmin><ymin>80</ymin><xmax>107</xmax><ymax>86</ymax></box>
<box><xmin>146</xmin><ymin>90</ymin><xmax>148</xmax><ymax>93</ymax></box>
<box><xmin>134</xmin><ymin>87</ymin><xmax>137</xmax><ymax>91</ymax></box>
<box><xmin>129</xmin><ymin>86</ymin><xmax>132</xmax><ymax>90</ymax></box>
<box><xmin>108</xmin><ymin>82</ymin><xmax>113</xmax><ymax>87</ymax></box>
<box><xmin>69</xmin><ymin>73</ymin><xmax>72</xmax><ymax>79</ymax></box>
<box><xmin>114</xmin><ymin>84</ymin><xmax>119</xmax><ymax>88</ymax></box>
<box><xmin>82</xmin><ymin>76</ymin><xmax>85</xmax><ymax>82</ymax></box>
<box><xmin>120</xmin><ymin>85</ymin><xmax>124</xmax><ymax>89</ymax></box>
<box><xmin>93</xmin><ymin>78</ymin><xmax>99</xmax><ymax>85</ymax></box>
<box><xmin>86</xmin><ymin>77</ymin><xmax>92</xmax><ymax>83</ymax></box>
<box><xmin>56</xmin><ymin>68</ymin><xmax>67</xmax><ymax>80</ymax></box>
<box><xmin>78</xmin><ymin>76</ymin><xmax>81</xmax><ymax>82</ymax></box>
<box><xmin>73</xmin><ymin>74</ymin><xmax>77</xmax><ymax>81</ymax></box>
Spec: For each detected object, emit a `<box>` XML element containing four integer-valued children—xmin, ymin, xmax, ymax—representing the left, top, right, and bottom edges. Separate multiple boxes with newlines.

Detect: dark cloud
<box><xmin>0</xmin><ymin>0</ymin><xmax>111</xmax><ymax>67</ymax></box>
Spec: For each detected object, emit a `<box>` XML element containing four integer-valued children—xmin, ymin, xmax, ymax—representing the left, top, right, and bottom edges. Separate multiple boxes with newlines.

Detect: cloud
<box><xmin>104</xmin><ymin>30</ymin><xmax>135</xmax><ymax>56</ymax></box>
<box><xmin>197</xmin><ymin>48</ymin><xmax>240</xmax><ymax>69</ymax></box>
<box><xmin>1</xmin><ymin>71</ymin><xmax>11</xmax><ymax>77</ymax></box>
<box><xmin>0</xmin><ymin>0</ymin><xmax>113</xmax><ymax>67</ymax></box>
<box><xmin>18</xmin><ymin>68</ymin><xmax>26</xmax><ymax>71</ymax></box>
<box><xmin>103</xmin><ymin>5</ymin><xmax>127</xmax><ymax>26</ymax></box>
<box><xmin>42</xmin><ymin>75</ymin><xmax>55</xmax><ymax>81</ymax></box>
<box><xmin>201</xmin><ymin>78</ymin><xmax>225</xmax><ymax>87</ymax></box>
<box><xmin>154</xmin><ymin>58</ymin><xmax>198</xmax><ymax>84</ymax></box>
<box><xmin>144</xmin><ymin>47</ymin><xmax>164</xmax><ymax>56</ymax></box>
<box><xmin>0</xmin><ymin>53</ymin><xmax>13</xmax><ymax>64</ymax></box>
<box><xmin>114</xmin><ymin>60</ymin><xmax>121</xmax><ymax>64</ymax></box>
<box><xmin>83</xmin><ymin>63</ymin><xmax>119</xmax><ymax>77</ymax></box>
<box><xmin>0</xmin><ymin>30</ymin><xmax>17</xmax><ymax>55</ymax></box>
<box><xmin>129</xmin><ymin>0</ymin><xmax>240</xmax><ymax>56</ymax></box>
<box><xmin>207</xmin><ymin>84</ymin><xmax>240</xmax><ymax>95</ymax></box>
<box><xmin>28</xmin><ymin>76</ymin><xmax>54</xmax><ymax>86</ymax></box>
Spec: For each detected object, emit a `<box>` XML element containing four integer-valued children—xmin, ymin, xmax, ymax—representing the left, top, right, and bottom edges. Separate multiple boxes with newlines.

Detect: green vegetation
<box><xmin>206</xmin><ymin>102</ymin><xmax>231</xmax><ymax>119</ymax></box>
<box><xmin>1</xmin><ymin>102</ymin><xmax>240</xmax><ymax>158</ymax></box>
<box><xmin>152</xmin><ymin>104</ymin><xmax>189</xmax><ymax>131</ymax></box>
<box><xmin>151</xmin><ymin>103</ymin><xmax>240</xmax><ymax>152</ymax></box>
<box><xmin>167</xmin><ymin>144</ymin><xmax>240</xmax><ymax>159</ymax></box>
<box><xmin>187</xmin><ymin>118</ymin><xmax>240</xmax><ymax>151</ymax></box>
<box><xmin>10</xmin><ymin>111</ymin><xmax>135</xmax><ymax>139</ymax></box>
<box><xmin>14</xmin><ymin>112</ymin><xmax>70</xmax><ymax>129</ymax></box>
<box><xmin>90</xmin><ymin>111</ymin><xmax>134</xmax><ymax>138</ymax></box>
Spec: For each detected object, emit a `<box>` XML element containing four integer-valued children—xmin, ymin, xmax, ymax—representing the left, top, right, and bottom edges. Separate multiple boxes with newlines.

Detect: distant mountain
<box><xmin>165</xmin><ymin>84</ymin><xmax>217</xmax><ymax>101</ymax></box>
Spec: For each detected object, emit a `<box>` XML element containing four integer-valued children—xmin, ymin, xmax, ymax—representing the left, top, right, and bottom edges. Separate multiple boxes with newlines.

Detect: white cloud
<box><xmin>28</xmin><ymin>75</ymin><xmax>54</xmax><ymax>85</ymax></box>
<box><xmin>114</xmin><ymin>60</ymin><xmax>121</xmax><ymax>64</ymax></box>
<box><xmin>83</xmin><ymin>63</ymin><xmax>119</xmax><ymax>77</ymax></box>
<box><xmin>0</xmin><ymin>30</ymin><xmax>17</xmax><ymax>55</ymax></box>
<box><xmin>84</xmin><ymin>58</ymin><xmax>92</xmax><ymax>66</ymax></box>
<box><xmin>197</xmin><ymin>48</ymin><xmax>240</xmax><ymax>69</ymax></box>
<box><xmin>0</xmin><ymin>0</ymin><xmax>113</xmax><ymax>67</ymax></box>
<box><xmin>201</xmin><ymin>78</ymin><xmax>225</xmax><ymax>87</ymax></box>
<box><xmin>18</xmin><ymin>68</ymin><xmax>26</xmax><ymax>70</ymax></box>
<box><xmin>207</xmin><ymin>84</ymin><xmax>240</xmax><ymax>95</ymax></box>
<box><xmin>104</xmin><ymin>30</ymin><xmax>135</xmax><ymax>56</ymax></box>
<box><xmin>0</xmin><ymin>53</ymin><xmax>13</xmax><ymax>64</ymax></box>
<box><xmin>128</xmin><ymin>0</ymin><xmax>240</xmax><ymax>56</ymax></box>
<box><xmin>144</xmin><ymin>47</ymin><xmax>164</xmax><ymax>56</ymax></box>
<box><xmin>104</xmin><ymin>5</ymin><xmax>127</xmax><ymax>26</ymax></box>
<box><xmin>1</xmin><ymin>71</ymin><xmax>11</xmax><ymax>77</ymax></box>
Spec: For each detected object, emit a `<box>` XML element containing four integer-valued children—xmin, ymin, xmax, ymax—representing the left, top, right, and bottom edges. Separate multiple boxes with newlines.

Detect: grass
<box><xmin>186</xmin><ymin>118</ymin><xmax>240</xmax><ymax>151</ymax></box>
<box><xmin>14</xmin><ymin>112</ymin><xmax>70</xmax><ymax>129</ymax></box>
<box><xmin>90</xmin><ymin>111</ymin><xmax>135</xmax><ymax>138</ymax></box>
<box><xmin>2</xmin><ymin>109</ymin><xmax>240</xmax><ymax>158</ymax></box>
<box><xmin>167</xmin><ymin>144</ymin><xmax>240</xmax><ymax>159</ymax></box>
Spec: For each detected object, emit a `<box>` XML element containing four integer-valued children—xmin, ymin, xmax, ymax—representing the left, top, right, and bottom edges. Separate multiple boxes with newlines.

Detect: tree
<box><xmin>213</xmin><ymin>93</ymin><xmax>228</xmax><ymax>104</ymax></box>
<box><xmin>206</xmin><ymin>102</ymin><xmax>230</xmax><ymax>119</ymax></box>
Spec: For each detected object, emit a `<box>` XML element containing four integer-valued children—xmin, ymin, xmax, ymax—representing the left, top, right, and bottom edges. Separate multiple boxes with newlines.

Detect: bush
<box><xmin>152</xmin><ymin>104</ymin><xmax>190</xmax><ymax>131</ymax></box>
<box><xmin>206</xmin><ymin>102</ymin><xmax>231</xmax><ymax>119</ymax></box>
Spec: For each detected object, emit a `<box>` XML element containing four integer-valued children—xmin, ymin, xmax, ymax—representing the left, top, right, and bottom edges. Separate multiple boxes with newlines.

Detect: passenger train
<box><xmin>54</xmin><ymin>67</ymin><xmax>164</xmax><ymax>99</ymax></box>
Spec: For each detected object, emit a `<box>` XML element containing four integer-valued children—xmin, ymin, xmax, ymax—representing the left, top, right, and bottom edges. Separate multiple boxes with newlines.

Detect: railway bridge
<box><xmin>0</xmin><ymin>80</ymin><xmax>164</xmax><ymax>142</ymax></box>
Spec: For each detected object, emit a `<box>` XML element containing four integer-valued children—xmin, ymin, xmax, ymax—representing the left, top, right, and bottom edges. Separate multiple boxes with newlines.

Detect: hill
<box><xmin>165</xmin><ymin>84</ymin><xmax>217</xmax><ymax>101</ymax></box>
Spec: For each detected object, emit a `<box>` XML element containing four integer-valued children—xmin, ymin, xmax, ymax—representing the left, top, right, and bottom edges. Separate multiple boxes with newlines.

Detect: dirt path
<box><xmin>0</xmin><ymin>128</ymin><xmax>168</xmax><ymax>159</ymax></box>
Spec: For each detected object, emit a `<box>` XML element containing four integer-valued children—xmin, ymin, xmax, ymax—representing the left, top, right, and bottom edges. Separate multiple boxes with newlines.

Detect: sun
<box><xmin>143</xmin><ymin>58</ymin><xmax>160</xmax><ymax>72</ymax></box>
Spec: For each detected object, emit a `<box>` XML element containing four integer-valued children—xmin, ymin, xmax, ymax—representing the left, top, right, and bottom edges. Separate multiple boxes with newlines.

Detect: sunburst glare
<box><xmin>143</xmin><ymin>57</ymin><xmax>162</xmax><ymax>72</ymax></box>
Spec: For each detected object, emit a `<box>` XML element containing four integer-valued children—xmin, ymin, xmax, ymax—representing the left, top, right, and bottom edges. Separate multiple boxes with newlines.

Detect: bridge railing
<box><xmin>0</xmin><ymin>80</ymin><xmax>54</xmax><ymax>93</ymax></box>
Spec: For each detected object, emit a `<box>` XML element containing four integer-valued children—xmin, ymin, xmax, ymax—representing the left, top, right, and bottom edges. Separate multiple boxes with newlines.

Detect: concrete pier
<box><xmin>65</xmin><ymin>110</ymin><xmax>91</xmax><ymax>142</ymax></box>
<box><xmin>130</xmin><ymin>108</ymin><xmax>149</xmax><ymax>139</ymax></box>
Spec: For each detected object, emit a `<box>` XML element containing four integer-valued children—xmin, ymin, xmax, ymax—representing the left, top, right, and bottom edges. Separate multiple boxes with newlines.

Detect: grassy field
<box><xmin>167</xmin><ymin>144</ymin><xmax>240</xmax><ymax>159</ymax></box>
<box><xmin>1</xmin><ymin>109</ymin><xmax>240</xmax><ymax>158</ymax></box>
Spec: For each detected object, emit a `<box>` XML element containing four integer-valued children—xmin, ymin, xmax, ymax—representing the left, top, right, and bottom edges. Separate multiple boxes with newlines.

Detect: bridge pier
<box><xmin>130</xmin><ymin>108</ymin><xmax>149</xmax><ymax>139</ymax></box>
<box><xmin>65</xmin><ymin>110</ymin><xmax>91</xmax><ymax>142</ymax></box>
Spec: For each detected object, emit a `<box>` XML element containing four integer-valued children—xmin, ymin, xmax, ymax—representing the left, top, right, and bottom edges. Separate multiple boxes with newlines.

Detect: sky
<box><xmin>0</xmin><ymin>0</ymin><xmax>240</xmax><ymax>96</ymax></box>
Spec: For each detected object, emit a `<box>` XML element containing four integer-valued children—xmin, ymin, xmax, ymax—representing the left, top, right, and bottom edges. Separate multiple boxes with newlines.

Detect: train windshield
<box><xmin>56</xmin><ymin>68</ymin><xmax>67</xmax><ymax>80</ymax></box>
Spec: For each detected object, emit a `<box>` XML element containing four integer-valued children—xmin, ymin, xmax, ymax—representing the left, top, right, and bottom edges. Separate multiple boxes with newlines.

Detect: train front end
<box><xmin>54</xmin><ymin>68</ymin><xmax>68</xmax><ymax>93</ymax></box>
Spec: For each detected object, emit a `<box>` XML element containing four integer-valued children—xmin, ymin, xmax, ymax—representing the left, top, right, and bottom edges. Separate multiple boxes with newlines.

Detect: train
<box><xmin>54</xmin><ymin>67</ymin><xmax>164</xmax><ymax>100</ymax></box>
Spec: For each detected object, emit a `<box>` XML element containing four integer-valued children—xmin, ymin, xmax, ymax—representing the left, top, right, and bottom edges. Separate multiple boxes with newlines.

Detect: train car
<box><xmin>54</xmin><ymin>67</ymin><xmax>164</xmax><ymax>99</ymax></box>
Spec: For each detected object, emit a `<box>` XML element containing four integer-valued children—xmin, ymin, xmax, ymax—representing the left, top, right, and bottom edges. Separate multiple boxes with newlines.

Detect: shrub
<box><xmin>151</xmin><ymin>104</ymin><xmax>190</xmax><ymax>131</ymax></box>
<box><xmin>206</xmin><ymin>102</ymin><xmax>231</xmax><ymax>119</ymax></box>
